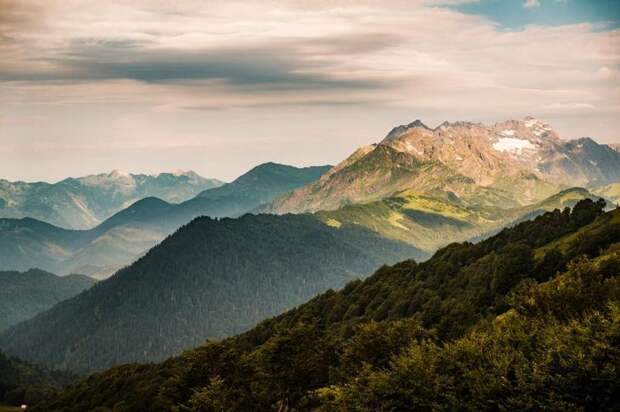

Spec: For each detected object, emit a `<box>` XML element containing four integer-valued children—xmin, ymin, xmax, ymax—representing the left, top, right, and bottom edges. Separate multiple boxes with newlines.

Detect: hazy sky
<box><xmin>1</xmin><ymin>0</ymin><xmax>619</xmax><ymax>182</ymax></box>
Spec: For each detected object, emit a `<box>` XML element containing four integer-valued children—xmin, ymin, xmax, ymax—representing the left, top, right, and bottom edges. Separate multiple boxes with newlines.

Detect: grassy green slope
<box><xmin>317</xmin><ymin>187</ymin><xmax>601</xmax><ymax>253</ymax></box>
<box><xmin>592</xmin><ymin>182</ymin><xmax>620</xmax><ymax>205</ymax></box>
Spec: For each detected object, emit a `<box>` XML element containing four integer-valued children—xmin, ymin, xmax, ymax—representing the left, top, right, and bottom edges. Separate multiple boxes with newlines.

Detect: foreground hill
<box><xmin>0</xmin><ymin>270</ymin><xmax>94</xmax><ymax>332</ymax></box>
<box><xmin>0</xmin><ymin>351</ymin><xmax>72</xmax><ymax>408</ymax></box>
<box><xmin>268</xmin><ymin>118</ymin><xmax>620</xmax><ymax>214</ymax></box>
<box><xmin>29</xmin><ymin>199</ymin><xmax>619</xmax><ymax>411</ymax></box>
<box><xmin>0</xmin><ymin>170</ymin><xmax>223</xmax><ymax>229</ymax></box>
<box><xmin>0</xmin><ymin>163</ymin><xmax>331</xmax><ymax>279</ymax></box>
<box><xmin>0</xmin><ymin>214</ymin><xmax>420</xmax><ymax>373</ymax></box>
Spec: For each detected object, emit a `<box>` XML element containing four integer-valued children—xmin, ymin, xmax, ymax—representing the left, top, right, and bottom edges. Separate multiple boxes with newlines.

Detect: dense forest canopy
<box><xmin>0</xmin><ymin>214</ymin><xmax>419</xmax><ymax>374</ymax></box>
<box><xmin>0</xmin><ymin>270</ymin><xmax>94</xmax><ymax>332</ymax></box>
<box><xmin>0</xmin><ymin>350</ymin><xmax>73</xmax><ymax>407</ymax></box>
<box><xmin>28</xmin><ymin>198</ymin><xmax>620</xmax><ymax>411</ymax></box>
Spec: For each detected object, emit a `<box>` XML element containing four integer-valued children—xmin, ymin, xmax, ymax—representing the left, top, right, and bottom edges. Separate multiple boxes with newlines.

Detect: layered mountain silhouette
<box><xmin>0</xmin><ymin>170</ymin><xmax>223</xmax><ymax>229</ymax></box>
<box><xmin>1</xmin><ymin>117</ymin><xmax>618</xmax><ymax>411</ymax></box>
<box><xmin>0</xmin><ymin>269</ymin><xmax>94</xmax><ymax>332</ymax></box>
<box><xmin>0</xmin><ymin>214</ymin><xmax>420</xmax><ymax>373</ymax></box>
<box><xmin>27</xmin><ymin>200</ymin><xmax>620</xmax><ymax>411</ymax></box>
<box><xmin>0</xmin><ymin>163</ymin><xmax>331</xmax><ymax>279</ymax></box>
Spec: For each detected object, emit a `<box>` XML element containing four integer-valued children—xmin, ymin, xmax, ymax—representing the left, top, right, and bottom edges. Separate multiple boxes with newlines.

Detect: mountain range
<box><xmin>0</xmin><ymin>116</ymin><xmax>618</xmax><ymax>410</ymax></box>
<box><xmin>0</xmin><ymin>163</ymin><xmax>331</xmax><ymax>279</ymax></box>
<box><xmin>267</xmin><ymin>117</ymin><xmax>620</xmax><ymax>214</ymax></box>
<box><xmin>0</xmin><ymin>269</ymin><xmax>94</xmax><ymax>332</ymax></box>
<box><xmin>0</xmin><ymin>170</ymin><xmax>223</xmax><ymax>229</ymax></box>
<box><xmin>0</xmin><ymin>214</ymin><xmax>420</xmax><ymax>373</ymax></box>
<box><xmin>2</xmin><ymin>118</ymin><xmax>616</xmax><ymax>281</ymax></box>
<box><xmin>28</xmin><ymin>199</ymin><xmax>620</xmax><ymax>411</ymax></box>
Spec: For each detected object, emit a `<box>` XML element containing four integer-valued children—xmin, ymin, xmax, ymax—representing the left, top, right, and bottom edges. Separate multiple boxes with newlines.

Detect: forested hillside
<box><xmin>0</xmin><ymin>214</ymin><xmax>419</xmax><ymax>373</ymax></box>
<box><xmin>31</xmin><ymin>199</ymin><xmax>620</xmax><ymax>411</ymax></box>
<box><xmin>0</xmin><ymin>270</ymin><xmax>94</xmax><ymax>332</ymax></box>
<box><xmin>0</xmin><ymin>351</ymin><xmax>72</xmax><ymax>408</ymax></box>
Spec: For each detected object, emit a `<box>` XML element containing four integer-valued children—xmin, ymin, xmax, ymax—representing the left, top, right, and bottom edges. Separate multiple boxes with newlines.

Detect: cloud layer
<box><xmin>0</xmin><ymin>0</ymin><xmax>618</xmax><ymax>181</ymax></box>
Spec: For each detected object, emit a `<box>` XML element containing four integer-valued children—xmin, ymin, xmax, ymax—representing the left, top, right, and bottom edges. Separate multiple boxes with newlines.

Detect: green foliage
<box><xmin>188</xmin><ymin>377</ymin><xmax>231</xmax><ymax>412</ymax></box>
<box><xmin>322</xmin><ymin>255</ymin><xmax>620</xmax><ymax>411</ymax></box>
<box><xmin>0</xmin><ymin>214</ymin><xmax>418</xmax><ymax>374</ymax></box>
<box><xmin>0</xmin><ymin>270</ymin><xmax>94</xmax><ymax>332</ymax></box>
<box><xmin>0</xmin><ymin>351</ymin><xmax>72</xmax><ymax>407</ymax></box>
<box><xmin>30</xmin><ymin>201</ymin><xmax>620</xmax><ymax>411</ymax></box>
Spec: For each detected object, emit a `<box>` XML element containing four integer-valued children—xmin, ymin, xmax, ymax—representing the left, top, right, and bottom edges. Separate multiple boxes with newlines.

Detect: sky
<box><xmin>0</xmin><ymin>0</ymin><xmax>619</xmax><ymax>182</ymax></box>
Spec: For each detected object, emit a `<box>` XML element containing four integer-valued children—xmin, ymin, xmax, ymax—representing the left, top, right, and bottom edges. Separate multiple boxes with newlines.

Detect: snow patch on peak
<box><xmin>500</xmin><ymin>129</ymin><xmax>516</xmax><ymax>137</ymax></box>
<box><xmin>109</xmin><ymin>169</ymin><xmax>131</xmax><ymax>178</ymax></box>
<box><xmin>405</xmin><ymin>142</ymin><xmax>423</xmax><ymax>156</ymax></box>
<box><xmin>493</xmin><ymin>137</ymin><xmax>536</xmax><ymax>153</ymax></box>
<box><xmin>384</xmin><ymin>119</ymin><xmax>431</xmax><ymax>140</ymax></box>
<box><xmin>172</xmin><ymin>169</ymin><xmax>188</xmax><ymax>177</ymax></box>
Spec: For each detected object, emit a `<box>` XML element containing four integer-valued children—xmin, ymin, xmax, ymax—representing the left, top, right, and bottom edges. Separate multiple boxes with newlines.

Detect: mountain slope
<box><xmin>0</xmin><ymin>270</ymin><xmax>95</xmax><ymax>332</ymax></box>
<box><xmin>0</xmin><ymin>163</ymin><xmax>331</xmax><ymax>279</ymax></box>
<box><xmin>0</xmin><ymin>214</ymin><xmax>421</xmax><ymax>373</ymax></box>
<box><xmin>0</xmin><ymin>170</ymin><xmax>223</xmax><ymax>229</ymax></box>
<box><xmin>268</xmin><ymin>118</ymin><xmax>620</xmax><ymax>215</ymax></box>
<box><xmin>0</xmin><ymin>351</ymin><xmax>73</xmax><ymax>408</ymax></box>
<box><xmin>0</xmin><ymin>218</ymin><xmax>81</xmax><ymax>273</ymax></box>
<box><xmin>30</xmin><ymin>200</ymin><xmax>619</xmax><ymax>411</ymax></box>
<box><xmin>268</xmin><ymin>144</ymin><xmax>522</xmax><ymax>213</ymax></box>
<box><xmin>592</xmin><ymin>182</ymin><xmax>620</xmax><ymax>205</ymax></box>
<box><xmin>0</xmin><ymin>186</ymin><xmax>598</xmax><ymax>280</ymax></box>
<box><xmin>191</xmin><ymin>162</ymin><xmax>331</xmax><ymax>216</ymax></box>
<box><xmin>315</xmin><ymin>187</ymin><xmax>600</xmax><ymax>253</ymax></box>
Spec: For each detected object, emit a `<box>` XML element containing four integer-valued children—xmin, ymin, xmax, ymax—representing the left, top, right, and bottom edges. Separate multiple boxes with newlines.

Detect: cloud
<box><xmin>523</xmin><ymin>0</ymin><xmax>541</xmax><ymax>8</ymax></box>
<box><xmin>1</xmin><ymin>41</ymin><xmax>388</xmax><ymax>92</ymax></box>
<box><xmin>0</xmin><ymin>0</ymin><xmax>619</xmax><ymax>182</ymax></box>
<box><xmin>1</xmin><ymin>1</ymin><xmax>617</xmax><ymax>110</ymax></box>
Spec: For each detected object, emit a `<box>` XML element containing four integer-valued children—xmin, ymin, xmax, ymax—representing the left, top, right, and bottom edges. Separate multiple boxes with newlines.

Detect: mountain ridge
<box><xmin>27</xmin><ymin>200</ymin><xmax>619</xmax><ymax>411</ymax></box>
<box><xmin>0</xmin><ymin>269</ymin><xmax>95</xmax><ymax>332</ymax></box>
<box><xmin>267</xmin><ymin>117</ymin><xmax>620</xmax><ymax>215</ymax></box>
<box><xmin>0</xmin><ymin>170</ymin><xmax>224</xmax><ymax>229</ymax></box>
<box><xmin>0</xmin><ymin>213</ymin><xmax>421</xmax><ymax>373</ymax></box>
<box><xmin>0</xmin><ymin>162</ymin><xmax>333</xmax><ymax>279</ymax></box>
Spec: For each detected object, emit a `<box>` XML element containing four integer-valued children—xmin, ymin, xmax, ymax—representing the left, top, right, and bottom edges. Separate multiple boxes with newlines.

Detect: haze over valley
<box><xmin>1</xmin><ymin>0</ymin><xmax>619</xmax><ymax>410</ymax></box>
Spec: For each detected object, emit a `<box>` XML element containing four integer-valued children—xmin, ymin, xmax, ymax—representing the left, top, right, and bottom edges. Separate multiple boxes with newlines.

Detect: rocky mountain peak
<box><xmin>108</xmin><ymin>169</ymin><xmax>132</xmax><ymax>179</ymax></box>
<box><xmin>384</xmin><ymin>119</ymin><xmax>432</xmax><ymax>140</ymax></box>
